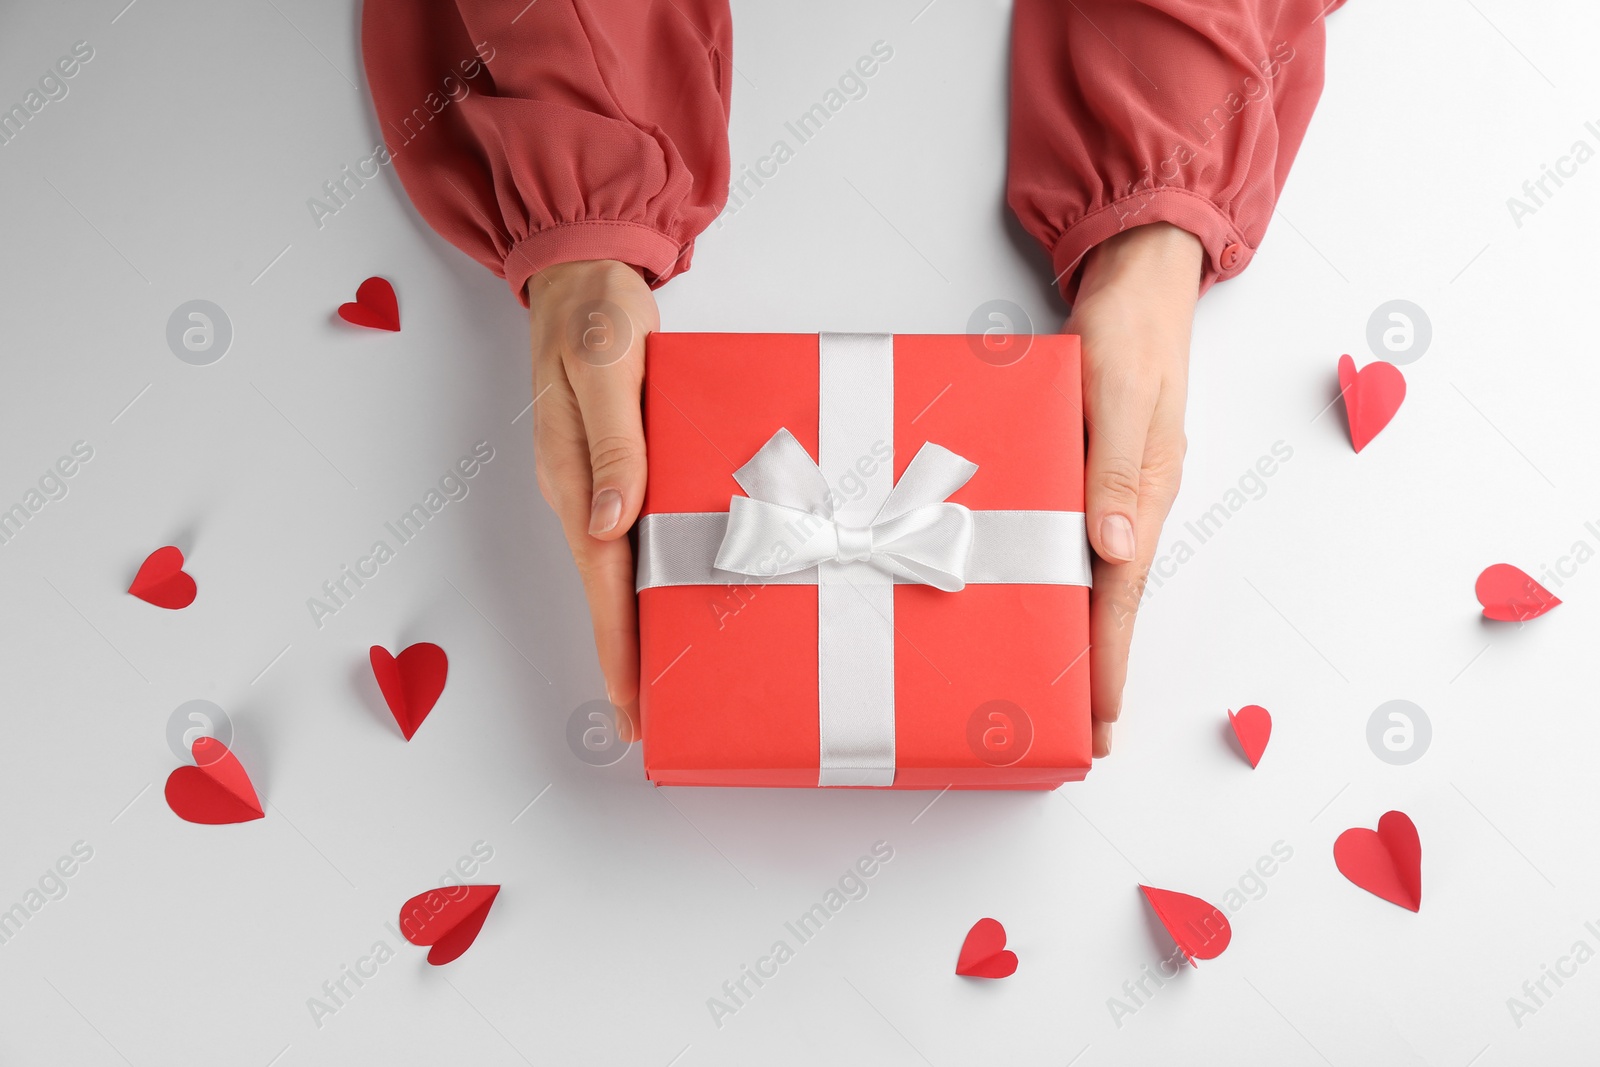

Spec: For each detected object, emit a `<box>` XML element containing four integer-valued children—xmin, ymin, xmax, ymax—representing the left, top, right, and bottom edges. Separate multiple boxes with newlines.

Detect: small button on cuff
<box><xmin>1220</xmin><ymin>242</ymin><xmax>1245</xmax><ymax>272</ymax></box>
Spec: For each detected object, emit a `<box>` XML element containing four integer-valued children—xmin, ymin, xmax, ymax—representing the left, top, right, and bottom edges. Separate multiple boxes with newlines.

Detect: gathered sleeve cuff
<box><xmin>362</xmin><ymin>0</ymin><xmax>732</xmax><ymax>306</ymax></box>
<box><xmin>1007</xmin><ymin>0</ymin><xmax>1344</xmax><ymax>303</ymax></box>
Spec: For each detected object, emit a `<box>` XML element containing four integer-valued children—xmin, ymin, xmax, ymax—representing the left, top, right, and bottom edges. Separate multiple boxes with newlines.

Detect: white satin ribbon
<box><xmin>713</xmin><ymin>427</ymin><xmax>979</xmax><ymax>592</ymax></box>
<box><xmin>637</xmin><ymin>509</ymin><xmax>1091</xmax><ymax>588</ymax></box>
<box><xmin>635</xmin><ymin>333</ymin><xmax>1091</xmax><ymax>787</ymax></box>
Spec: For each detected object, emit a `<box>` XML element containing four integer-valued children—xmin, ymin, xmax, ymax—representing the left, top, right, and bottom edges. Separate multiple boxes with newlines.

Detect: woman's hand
<box><xmin>528</xmin><ymin>259</ymin><xmax>659</xmax><ymax>741</ymax></box>
<box><xmin>1066</xmin><ymin>223</ymin><xmax>1203</xmax><ymax>758</ymax></box>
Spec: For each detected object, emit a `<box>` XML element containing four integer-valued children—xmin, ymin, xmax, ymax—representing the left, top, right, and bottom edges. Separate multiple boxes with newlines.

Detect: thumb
<box><xmin>1084</xmin><ymin>393</ymin><xmax>1153</xmax><ymax>564</ymax></box>
<box><xmin>579</xmin><ymin>395</ymin><xmax>647</xmax><ymax>540</ymax></box>
<box><xmin>565</xmin><ymin>355</ymin><xmax>648</xmax><ymax>542</ymax></box>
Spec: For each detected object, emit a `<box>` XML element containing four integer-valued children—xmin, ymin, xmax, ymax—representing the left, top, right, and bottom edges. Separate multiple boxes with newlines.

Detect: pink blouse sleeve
<box><xmin>1007</xmin><ymin>0</ymin><xmax>1344</xmax><ymax>301</ymax></box>
<box><xmin>361</xmin><ymin>0</ymin><xmax>732</xmax><ymax>306</ymax></box>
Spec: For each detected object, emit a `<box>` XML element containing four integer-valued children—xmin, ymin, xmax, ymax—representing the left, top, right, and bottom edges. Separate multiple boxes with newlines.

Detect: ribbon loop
<box><xmin>875</xmin><ymin>442</ymin><xmax>978</xmax><ymax>525</ymax></box>
<box><xmin>714</xmin><ymin>429</ymin><xmax>979</xmax><ymax>591</ymax></box>
<box><xmin>731</xmin><ymin>428</ymin><xmax>830</xmax><ymax>511</ymax></box>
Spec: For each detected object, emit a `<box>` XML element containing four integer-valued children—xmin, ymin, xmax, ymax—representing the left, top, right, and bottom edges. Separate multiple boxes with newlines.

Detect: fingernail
<box><xmin>1100</xmin><ymin>514</ymin><xmax>1136</xmax><ymax>562</ymax></box>
<box><xmin>1103</xmin><ymin>727</ymin><xmax>1113</xmax><ymax>754</ymax></box>
<box><xmin>589</xmin><ymin>488</ymin><xmax>622</xmax><ymax>535</ymax></box>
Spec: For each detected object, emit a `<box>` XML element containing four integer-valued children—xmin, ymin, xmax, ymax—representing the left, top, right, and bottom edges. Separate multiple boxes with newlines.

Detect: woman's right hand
<box><xmin>528</xmin><ymin>259</ymin><xmax>659</xmax><ymax>740</ymax></box>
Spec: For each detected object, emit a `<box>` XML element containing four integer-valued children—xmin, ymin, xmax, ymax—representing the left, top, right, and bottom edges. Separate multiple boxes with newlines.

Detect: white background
<box><xmin>2</xmin><ymin>1</ymin><xmax>1598</xmax><ymax>1064</ymax></box>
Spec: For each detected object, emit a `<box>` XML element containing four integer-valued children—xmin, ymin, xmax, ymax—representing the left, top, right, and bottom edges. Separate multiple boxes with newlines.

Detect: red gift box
<box><xmin>637</xmin><ymin>333</ymin><xmax>1091</xmax><ymax>789</ymax></box>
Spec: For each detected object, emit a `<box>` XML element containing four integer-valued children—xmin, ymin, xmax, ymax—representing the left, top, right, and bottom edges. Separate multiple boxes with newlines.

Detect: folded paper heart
<box><xmin>1139</xmin><ymin>885</ymin><xmax>1232</xmax><ymax>966</ymax></box>
<box><xmin>1338</xmin><ymin>354</ymin><xmax>1405</xmax><ymax>453</ymax></box>
<box><xmin>338</xmin><ymin>276</ymin><xmax>401</xmax><ymax>332</ymax></box>
<box><xmin>1475</xmin><ymin>563</ymin><xmax>1561</xmax><ymax>622</ymax></box>
<box><xmin>128</xmin><ymin>546</ymin><xmax>197</xmax><ymax>609</ymax></box>
<box><xmin>1228</xmin><ymin>705</ymin><xmax>1272</xmax><ymax>768</ymax></box>
<box><xmin>1334</xmin><ymin>810</ymin><xmax>1421</xmax><ymax>912</ymax></box>
<box><xmin>955</xmin><ymin>917</ymin><xmax>1017</xmax><ymax>978</ymax></box>
<box><xmin>370</xmin><ymin>642</ymin><xmax>448</xmax><ymax>740</ymax></box>
<box><xmin>398</xmin><ymin>885</ymin><xmax>500</xmax><ymax>965</ymax></box>
<box><xmin>164</xmin><ymin>737</ymin><xmax>264</xmax><ymax>824</ymax></box>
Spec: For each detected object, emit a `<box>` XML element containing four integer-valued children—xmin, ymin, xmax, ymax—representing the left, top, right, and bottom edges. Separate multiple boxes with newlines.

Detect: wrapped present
<box><xmin>636</xmin><ymin>333</ymin><xmax>1091</xmax><ymax>788</ymax></box>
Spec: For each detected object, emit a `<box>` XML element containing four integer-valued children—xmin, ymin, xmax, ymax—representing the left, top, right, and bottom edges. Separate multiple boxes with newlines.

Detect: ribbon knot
<box><xmin>713</xmin><ymin>428</ymin><xmax>980</xmax><ymax>592</ymax></box>
<box><xmin>834</xmin><ymin>525</ymin><xmax>874</xmax><ymax>564</ymax></box>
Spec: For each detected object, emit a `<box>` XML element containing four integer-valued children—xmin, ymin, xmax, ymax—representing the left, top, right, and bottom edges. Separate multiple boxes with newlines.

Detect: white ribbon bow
<box><xmin>713</xmin><ymin>428</ymin><xmax>980</xmax><ymax>592</ymax></box>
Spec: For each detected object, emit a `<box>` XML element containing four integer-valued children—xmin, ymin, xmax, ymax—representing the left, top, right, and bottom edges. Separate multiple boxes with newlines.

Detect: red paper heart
<box><xmin>955</xmin><ymin>917</ymin><xmax>1017</xmax><ymax>978</ymax></box>
<box><xmin>370</xmin><ymin>643</ymin><xmax>448</xmax><ymax>740</ymax></box>
<box><xmin>164</xmin><ymin>737</ymin><xmax>264</xmax><ymax>824</ymax></box>
<box><xmin>1228</xmin><ymin>705</ymin><xmax>1272</xmax><ymax>768</ymax></box>
<box><xmin>1338</xmin><ymin>354</ymin><xmax>1405</xmax><ymax>453</ymax></box>
<box><xmin>338</xmin><ymin>276</ymin><xmax>400</xmax><ymax>332</ymax></box>
<box><xmin>1334</xmin><ymin>810</ymin><xmax>1421</xmax><ymax>911</ymax></box>
<box><xmin>128</xmin><ymin>546</ymin><xmax>196</xmax><ymax>609</ymax></box>
<box><xmin>1139</xmin><ymin>885</ymin><xmax>1231</xmax><ymax>966</ymax></box>
<box><xmin>1475</xmin><ymin>563</ymin><xmax>1561</xmax><ymax>622</ymax></box>
<box><xmin>398</xmin><ymin>885</ymin><xmax>500</xmax><ymax>965</ymax></box>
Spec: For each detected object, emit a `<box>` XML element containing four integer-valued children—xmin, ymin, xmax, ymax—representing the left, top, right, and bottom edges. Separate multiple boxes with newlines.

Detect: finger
<box><xmin>1093</xmin><ymin>717</ymin><xmax>1113</xmax><ymax>758</ymax></box>
<box><xmin>563</xmin><ymin>305</ymin><xmax>649</xmax><ymax>542</ymax></box>
<box><xmin>1089</xmin><ymin>538</ymin><xmax>1160</xmax><ymax>728</ymax></box>
<box><xmin>1083</xmin><ymin>365</ymin><xmax>1159</xmax><ymax>565</ymax></box>
<box><xmin>1088</xmin><ymin>393</ymin><xmax>1186</xmax><ymax>733</ymax></box>
<box><xmin>533</xmin><ymin>375</ymin><xmax>642</xmax><ymax>740</ymax></box>
<box><xmin>572</xmin><ymin>533</ymin><xmax>642</xmax><ymax>741</ymax></box>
